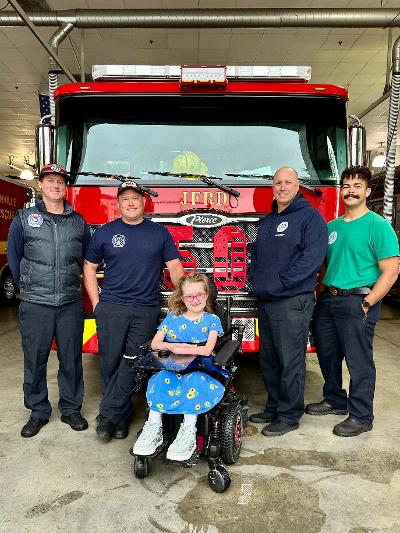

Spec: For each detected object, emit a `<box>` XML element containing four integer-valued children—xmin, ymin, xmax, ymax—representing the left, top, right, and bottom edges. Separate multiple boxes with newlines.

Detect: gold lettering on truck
<box><xmin>181</xmin><ymin>191</ymin><xmax>188</xmax><ymax>206</ymax></box>
<box><xmin>216</xmin><ymin>192</ymin><xmax>228</xmax><ymax>206</ymax></box>
<box><xmin>191</xmin><ymin>191</ymin><xmax>201</xmax><ymax>205</ymax></box>
<box><xmin>180</xmin><ymin>191</ymin><xmax>228</xmax><ymax>207</ymax></box>
<box><xmin>203</xmin><ymin>191</ymin><xmax>213</xmax><ymax>206</ymax></box>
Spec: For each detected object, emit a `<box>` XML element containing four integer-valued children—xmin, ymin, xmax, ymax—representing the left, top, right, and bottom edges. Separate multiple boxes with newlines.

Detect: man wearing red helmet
<box><xmin>7</xmin><ymin>164</ymin><xmax>91</xmax><ymax>437</ymax></box>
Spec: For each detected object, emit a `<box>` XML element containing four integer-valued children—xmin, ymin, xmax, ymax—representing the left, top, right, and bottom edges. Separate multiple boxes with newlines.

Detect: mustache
<box><xmin>344</xmin><ymin>193</ymin><xmax>360</xmax><ymax>199</ymax></box>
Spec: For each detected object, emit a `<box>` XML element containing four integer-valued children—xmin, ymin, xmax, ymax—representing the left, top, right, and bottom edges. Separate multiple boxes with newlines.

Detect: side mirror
<box><xmin>348</xmin><ymin>116</ymin><xmax>367</xmax><ymax>167</ymax></box>
<box><xmin>35</xmin><ymin>121</ymin><xmax>55</xmax><ymax>174</ymax></box>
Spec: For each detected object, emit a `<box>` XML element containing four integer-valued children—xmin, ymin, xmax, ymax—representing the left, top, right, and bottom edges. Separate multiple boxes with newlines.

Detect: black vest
<box><xmin>19</xmin><ymin>199</ymin><xmax>85</xmax><ymax>306</ymax></box>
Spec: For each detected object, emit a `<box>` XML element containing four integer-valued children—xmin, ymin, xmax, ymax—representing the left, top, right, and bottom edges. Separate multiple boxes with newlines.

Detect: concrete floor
<box><xmin>1</xmin><ymin>302</ymin><xmax>400</xmax><ymax>533</ymax></box>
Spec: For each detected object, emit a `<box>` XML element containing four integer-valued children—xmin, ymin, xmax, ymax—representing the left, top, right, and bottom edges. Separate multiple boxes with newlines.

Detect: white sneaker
<box><xmin>132</xmin><ymin>421</ymin><xmax>163</xmax><ymax>456</ymax></box>
<box><xmin>166</xmin><ymin>423</ymin><xmax>197</xmax><ymax>461</ymax></box>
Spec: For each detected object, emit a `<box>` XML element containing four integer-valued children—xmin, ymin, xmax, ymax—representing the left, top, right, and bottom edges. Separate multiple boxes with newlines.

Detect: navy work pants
<box><xmin>314</xmin><ymin>292</ymin><xmax>381</xmax><ymax>425</ymax></box>
<box><xmin>95</xmin><ymin>301</ymin><xmax>159</xmax><ymax>423</ymax></box>
<box><xmin>19</xmin><ymin>299</ymin><xmax>84</xmax><ymax>420</ymax></box>
<box><xmin>258</xmin><ymin>293</ymin><xmax>315</xmax><ymax>425</ymax></box>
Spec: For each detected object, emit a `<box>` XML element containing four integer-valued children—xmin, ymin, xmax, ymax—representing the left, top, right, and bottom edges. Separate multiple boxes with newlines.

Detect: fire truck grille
<box><xmin>158</xmin><ymin>220</ymin><xmax>259</xmax><ymax>295</ymax></box>
<box><xmin>232</xmin><ymin>318</ymin><xmax>257</xmax><ymax>341</ymax></box>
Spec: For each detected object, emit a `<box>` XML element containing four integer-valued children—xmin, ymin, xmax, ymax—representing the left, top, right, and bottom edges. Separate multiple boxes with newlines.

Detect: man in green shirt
<box><xmin>305</xmin><ymin>166</ymin><xmax>399</xmax><ymax>436</ymax></box>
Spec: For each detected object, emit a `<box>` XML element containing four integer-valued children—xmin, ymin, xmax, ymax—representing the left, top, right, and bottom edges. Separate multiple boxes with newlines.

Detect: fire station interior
<box><xmin>1</xmin><ymin>2</ymin><xmax>400</xmax><ymax>532</ymax></box>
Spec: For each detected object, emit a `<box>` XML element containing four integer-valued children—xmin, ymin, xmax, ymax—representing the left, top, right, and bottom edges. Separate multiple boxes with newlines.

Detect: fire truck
<box><xmin>38</xmin><ymin>65</ymin><xmax>351</xmax><ymax>353</ymax></box>
<box><xmin>0</xmin><ymin>177</ymin><xmax>32</xmax><ymax>304</ymax></box>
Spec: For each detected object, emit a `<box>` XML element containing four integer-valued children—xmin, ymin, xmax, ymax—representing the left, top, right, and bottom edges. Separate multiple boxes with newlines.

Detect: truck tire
<box><xmin>0</xmin><ymin>271</ymin><xmax>17</xmax><ymax>304</ymax></box>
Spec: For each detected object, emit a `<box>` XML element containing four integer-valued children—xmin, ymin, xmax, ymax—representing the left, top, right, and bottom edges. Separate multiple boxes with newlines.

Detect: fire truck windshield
<box><xmin>56</xmin><ymin>94</ymin><xmax>347</xmax><ymax>186</ymax></box>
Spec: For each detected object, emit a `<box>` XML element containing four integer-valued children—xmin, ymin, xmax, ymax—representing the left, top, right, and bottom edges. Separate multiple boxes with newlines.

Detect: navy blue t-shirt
<box><xmin>85</xmin><ymin>218</ymin><xmax>179</xmax><ymax>306</ymax></box>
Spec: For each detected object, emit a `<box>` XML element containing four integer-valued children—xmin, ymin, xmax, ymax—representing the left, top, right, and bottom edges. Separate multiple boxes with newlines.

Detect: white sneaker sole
<box><xmin>166</xmin><ymin>446</ymin><xmax>196</xmax><ymax>462</ymax></box>
<box><xmin>132</xmin><ymin>439</ymin><xmax>163</xmax><ymax>456</ymax></box>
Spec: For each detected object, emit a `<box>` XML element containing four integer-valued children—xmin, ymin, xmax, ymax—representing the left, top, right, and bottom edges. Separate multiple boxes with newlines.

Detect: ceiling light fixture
<box><xmin>20</xmin><ymin>169</ymin><xmax>35</xmax><ymax>180</ymax></box>
<box><xmin>372</xmin><ymin>142</ymin><xmax>386</xmax><ymax>168</ymax></box>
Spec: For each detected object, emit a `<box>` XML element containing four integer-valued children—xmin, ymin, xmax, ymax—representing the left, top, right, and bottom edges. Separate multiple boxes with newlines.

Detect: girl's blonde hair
<box><xmin>168</xmin><ymin>273</ymin><xmax>214</xmax><ymax>315</ymax></box>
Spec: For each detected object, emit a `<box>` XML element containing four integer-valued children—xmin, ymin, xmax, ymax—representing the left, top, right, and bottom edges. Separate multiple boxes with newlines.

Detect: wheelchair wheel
<box><xmin>208</xmin><ymin>465</ymin><xmax>231</xmax><ymax>493</ymax></box>
<box><xmin>221</xmin><ymin>402</ymin><xmax>243</xmax><ymax>465</ymax></box>
<box><xmin>134</xmin><ymin>456</ymin><xmax>149</xmax><ymax>479</ymax></box>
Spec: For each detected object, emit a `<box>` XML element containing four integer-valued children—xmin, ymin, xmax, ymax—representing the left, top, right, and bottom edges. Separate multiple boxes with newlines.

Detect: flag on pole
<box><xmin>39</xmin><ymin>94</ymin><xmax>51</xmax><ymax>118</ymax></box>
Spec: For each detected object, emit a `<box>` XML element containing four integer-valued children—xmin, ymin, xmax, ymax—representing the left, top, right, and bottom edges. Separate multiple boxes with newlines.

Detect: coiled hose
<box><xmin>48</xmin><ymin>72</ymin><xmax>58</xmax><ymax>126</ymax></box>
<box><xmin>383</xmin><ymin>36</ymin><xmax>400</xmax><ymax>222</ymax></box>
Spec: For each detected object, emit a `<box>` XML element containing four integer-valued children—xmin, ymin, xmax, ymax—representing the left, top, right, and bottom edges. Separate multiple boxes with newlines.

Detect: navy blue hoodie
<box><xmin>250</xmin><ymin>192</ymin><xmax>328</xmax><ymax>300</ymax></box>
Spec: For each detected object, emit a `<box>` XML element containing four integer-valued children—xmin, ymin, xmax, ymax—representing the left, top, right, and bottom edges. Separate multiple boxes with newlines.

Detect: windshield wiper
<box><xmin>225</xmin><ymin>172</ymin><xmax>274</xmax><ymax>181</ymax></box>
<box><xmin>72</xmin><ymin>171</ymin><xmax>158</xmax><ymax>197</ymax></box>
<box><xmin>225</xmin><ymin>173</ymin><xmax>323</xmax><ymax>197</ymax></box>
<box><xmin>147</xmin><ymin>171</ymin><xmax>240</xmax><ymax>199</ymax></box>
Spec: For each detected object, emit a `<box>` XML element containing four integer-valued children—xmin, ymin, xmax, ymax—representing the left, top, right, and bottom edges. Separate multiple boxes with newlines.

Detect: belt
<box><xmin>329</xmin><ymin>286</ymin><xmax>372</xmax><ymax>296</ymax></box>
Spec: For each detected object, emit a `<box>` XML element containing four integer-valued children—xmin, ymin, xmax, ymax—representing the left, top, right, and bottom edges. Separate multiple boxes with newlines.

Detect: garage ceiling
<box><xmin>0</xmin><ymin>0</ymin><xmax>399</xmax><ymax>176</ymax></box>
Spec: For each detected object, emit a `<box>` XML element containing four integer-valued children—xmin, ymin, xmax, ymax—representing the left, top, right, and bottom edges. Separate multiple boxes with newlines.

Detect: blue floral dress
<box><xmin>147</xmin><ymin>312</ymin><xmax>225</xmax><ymax>415</ymax></box>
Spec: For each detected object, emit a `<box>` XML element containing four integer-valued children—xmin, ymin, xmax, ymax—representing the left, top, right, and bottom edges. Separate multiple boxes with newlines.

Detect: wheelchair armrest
<box><xmin>158</xmin><ymin>349</ymin><xmax>171</xmax><ymax>359</ymax></box>
<box><xmin>213</xmin><ymin>340</ymin><xmax>241</xmax><ymax>366</ymax></box>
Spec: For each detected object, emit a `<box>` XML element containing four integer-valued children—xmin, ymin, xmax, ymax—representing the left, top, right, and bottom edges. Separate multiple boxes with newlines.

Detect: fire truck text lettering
<box><xmin>203</xmin><ymin>191</ymin><xmax>213</xmax><ymax>206</ymax></box>
<box><xmin>180</xmin><ymin>191</ymin><xmax>228</xmax><ymax>207</ymax></box>
<box><xmin>0</xmin><ymin>194</ymin><xmax>17</xmax><ymax>207</ymax></box>
<box><xmin>216</xmin><ymin>192</ymin><xmax>228</xmax><ymax>206</ymax></box>
<box><xmin>0</xmin><ymin>208</ymin><xmax>15</xmax><ymax>220</ymax></box>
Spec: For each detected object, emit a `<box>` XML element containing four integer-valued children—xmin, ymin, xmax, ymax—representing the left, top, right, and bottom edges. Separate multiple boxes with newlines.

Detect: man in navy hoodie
<box><xmin>249</xmin><ymin>167</ymin><xmax>328</xmax><ymax>436</ymax></box>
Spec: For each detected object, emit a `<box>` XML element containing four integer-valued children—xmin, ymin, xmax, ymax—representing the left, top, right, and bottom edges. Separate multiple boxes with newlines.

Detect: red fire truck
<box><xmin>0</xmin><ymin>177</ymin><xmax>32</xmax><ymax>304</ymax></box>
<box><xmin>42</xmin><ymin>65</ymin><xmax>349</xmax><ymax>353</ymax></box>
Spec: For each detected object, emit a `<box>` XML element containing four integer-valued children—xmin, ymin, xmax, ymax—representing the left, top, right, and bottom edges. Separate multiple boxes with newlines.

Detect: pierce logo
<box><xmin>181</xmin><ymin>213</ymin><xmax>228</xmax><ymax>228</ymax></box>
<box><xmin>277</xmin><ymin>221</ymin><xmax>288</xmax><ymax>233</ymax></box>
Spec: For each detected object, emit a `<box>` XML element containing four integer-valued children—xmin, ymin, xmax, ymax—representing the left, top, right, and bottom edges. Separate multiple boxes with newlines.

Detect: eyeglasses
<box><xmin>182</xmin><ymin>292</ymin><xmax>207</xmax><ymax>303</ymax></box>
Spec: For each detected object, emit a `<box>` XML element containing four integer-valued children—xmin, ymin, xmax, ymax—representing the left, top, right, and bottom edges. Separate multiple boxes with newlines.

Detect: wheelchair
<box><xmin>123</xmin><ymin>289</ymin><xmax>248</xmax><ymax>494</ymax></box>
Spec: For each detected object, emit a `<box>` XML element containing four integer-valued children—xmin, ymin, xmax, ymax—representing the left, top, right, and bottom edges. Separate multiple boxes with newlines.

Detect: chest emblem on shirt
<box><xmin>27</xmin><ymin>213</ymin><xmax>43</xmax><ymax>227</ymax></box>
<box><xmin>328</xmin><ymin>231</ymin><xmax>337</xmax><ymax>245</ymax></box>
<box><xmin>112</xmin><ymin>234</ymin><xmax>126</xmax><ymax>248</ymax></box>
<box><xmin>276</xmin><ymin>221</ymin><xmax>288</xmax><ymax>233</ymax></box>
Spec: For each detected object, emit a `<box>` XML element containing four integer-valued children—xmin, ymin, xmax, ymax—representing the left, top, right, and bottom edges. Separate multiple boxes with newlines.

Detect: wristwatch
<box><xmin>362</xmin><ymin>299</ymin><xmax>371</xmax><ymax>311</ymax></box>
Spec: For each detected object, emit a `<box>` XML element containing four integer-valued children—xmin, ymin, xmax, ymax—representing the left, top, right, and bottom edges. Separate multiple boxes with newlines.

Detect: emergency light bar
<box><xmin>92</xmin><ymin>65</ymin><xmax>181</xmax><ymax>80</ymax></box>
<box><xmin>227</xmin><ymin>65</ymin><xmax>311</xmax><ymax>82</ymax></box>
<box><xmin>92</xmin><ymin>65</ymin><xmax>312</xmax><ymax>83</ymax></box>
<box><xmin>181</xmin><ymin>66</ymin><xmax>227</xmax><ymax>86</ymax></box>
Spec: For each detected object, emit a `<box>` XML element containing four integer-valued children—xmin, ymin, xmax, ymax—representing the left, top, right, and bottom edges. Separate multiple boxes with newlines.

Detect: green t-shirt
<box><xmin>323</xmin><ymin>211</ymin><xmax>399</xmax><ymax>289</ymax></box>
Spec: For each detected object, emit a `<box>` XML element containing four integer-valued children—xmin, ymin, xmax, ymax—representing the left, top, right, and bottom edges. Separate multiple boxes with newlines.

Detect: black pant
<box><xmin>314</xmin><ymin>292</ymin><xmax>381</xmax><ymax>425</ymax></box>
<box><xmin>19</xmin><ymin>300</ymin><xmax>84</xmax><ymax>420</ymax></box>
<box><xmin>96</xmin><ymin>301</ymin><xmax>160</xmax><ymax>423</ymax></box>
<box><xmin>258</xmin><ymin>293</ymin><xmax>315</xmax><ymax>425</ymax></box>
<box><xmin>95</xmin><ymin>301</ymin><xmax>160</xmax><ymax>391</ymax></box>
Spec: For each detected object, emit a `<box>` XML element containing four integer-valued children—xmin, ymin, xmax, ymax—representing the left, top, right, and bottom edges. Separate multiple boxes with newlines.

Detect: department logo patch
<box><xmin>27</xmin><ymin>213</ymin><xmax>43</xmax><ymax>228</ymax></box>
<box><xmin>112</xmin><ymin>234</ymin><xmax>126</xmax><ymax>248</ymax></box>
<box><xmin>277</xmin><ymin>221</ymin><xmax>288</xmax><ymax>233</ymax></box>
<box><xmin>328</xmin><ymin>231</ymin><xmax>337</xmax><ymax>245</ymax></box>
<box><xmin>50</xmin><ymin>164</ymin><xmax>62</xmax><ymax>173</ymax></box>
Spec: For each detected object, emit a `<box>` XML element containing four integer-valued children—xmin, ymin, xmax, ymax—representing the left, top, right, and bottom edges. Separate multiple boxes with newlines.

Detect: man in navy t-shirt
<box><xmin>84</xmin><ymin>181</ymin><xmax>183</xmax><ymax>441</ymax></box>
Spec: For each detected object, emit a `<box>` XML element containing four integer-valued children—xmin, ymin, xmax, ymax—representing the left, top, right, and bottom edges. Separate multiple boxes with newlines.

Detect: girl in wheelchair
<box><xmin>132</xmin><ymin>273</ymin><xmax>224</xmax><ymax>462</ymax></box>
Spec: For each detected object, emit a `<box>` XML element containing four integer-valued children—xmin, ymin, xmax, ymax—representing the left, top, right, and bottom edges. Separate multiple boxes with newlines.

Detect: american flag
<box><xmin>39</xmin><ymin>94</ymin><xmax>51</xmax><ymax>118</ymax></box>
